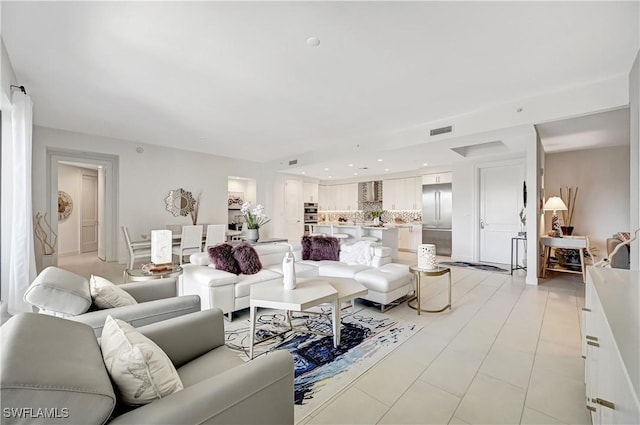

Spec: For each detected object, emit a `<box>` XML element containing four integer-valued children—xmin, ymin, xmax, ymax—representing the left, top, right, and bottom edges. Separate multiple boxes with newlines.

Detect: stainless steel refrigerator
<box><xmin>422</xmin><ymin>183</ymin><xmax>452</xmax><ymax>256</ymax></box>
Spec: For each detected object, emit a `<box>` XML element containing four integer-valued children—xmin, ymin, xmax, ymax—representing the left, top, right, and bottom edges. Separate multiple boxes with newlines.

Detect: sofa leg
<box><xmin>225</xmin><ymin>311</ymin><xmax>233</xmax><ymax>322</ymax></box>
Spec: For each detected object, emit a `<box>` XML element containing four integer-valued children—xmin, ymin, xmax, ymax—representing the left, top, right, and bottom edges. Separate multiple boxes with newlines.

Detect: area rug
<box><xmin>439</xmin><ymin>261</ymin><xmax>509</xmax><ymax>273</ymax></box>
<box><xmin>225</xmin><ymin>306</ymin><xmax>420</xmax><ymax>422</ymax></box>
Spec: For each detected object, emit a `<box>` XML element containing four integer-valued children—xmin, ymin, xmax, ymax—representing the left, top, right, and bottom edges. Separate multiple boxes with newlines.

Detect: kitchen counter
<box><xmin>311</xmin><ymin>223</ymin><xmax>399</xmax><ymax>259</ymax></box>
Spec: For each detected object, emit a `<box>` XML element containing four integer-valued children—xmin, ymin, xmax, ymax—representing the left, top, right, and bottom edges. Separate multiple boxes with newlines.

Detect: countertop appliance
<box><xmin>422</xmin><ymin>183</ymin><xmax>452</xmax><ymax>256</ymax></box>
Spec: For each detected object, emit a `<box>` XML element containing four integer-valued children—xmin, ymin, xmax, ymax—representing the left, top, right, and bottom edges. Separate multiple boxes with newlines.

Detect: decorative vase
<box><xmin>418</xmin><ymin>244</ymin><xmax>437</xmax><ymax>270</ymax></box>
<box><xmin>560</xmin><ymin>226</ymin><xmax>574</xmax><ymax>236</ymax></box>
<box><xmin>246</xmin><ymin>228</ymin><xmax>259</xmax><ymax>242</ymax></box>
<box><xmin>282</xmin><ymin>251</ymin><xmax>296</xmax><ymax>290</ymax></box>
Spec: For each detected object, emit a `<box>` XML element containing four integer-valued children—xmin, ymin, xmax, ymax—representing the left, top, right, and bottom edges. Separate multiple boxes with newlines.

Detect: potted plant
<box><xmin>241</xmin><ymin>202</ymin><xmax>270</xmax><ymax>242</ymax></box>
<box><xmin>369</xmin><ymin>210</ymin><xmax>385</xmax><ymax>226</ymax></box>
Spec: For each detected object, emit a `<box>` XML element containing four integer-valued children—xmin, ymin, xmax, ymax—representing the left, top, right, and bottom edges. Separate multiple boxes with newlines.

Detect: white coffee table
<box><xmin>249</xmin><ymin>279</ymin><xmax>339</xmax><ymax>359</ymax></box>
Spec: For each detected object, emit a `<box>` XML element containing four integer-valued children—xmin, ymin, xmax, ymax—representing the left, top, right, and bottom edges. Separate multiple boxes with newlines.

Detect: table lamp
<box><xmin>543</xmin><ymin>196</ymin><xmax>568</xmax><ymax>237</ymax></box>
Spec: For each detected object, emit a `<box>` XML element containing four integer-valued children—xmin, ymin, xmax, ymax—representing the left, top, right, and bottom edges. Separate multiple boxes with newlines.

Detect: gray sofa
<box><xmin>1</xmin><ymin>309</ymin><xmax>294</xmax><ymax>424</ymax></box>
<box><xmin>606</xmin><ymin>235</ymin><xmax>631</xmax><ymax>269</ymax></box>
<box><xmin>23</xmin><ymin>266</ymin><xmax>201</xmax><ymax>336</ymax></box>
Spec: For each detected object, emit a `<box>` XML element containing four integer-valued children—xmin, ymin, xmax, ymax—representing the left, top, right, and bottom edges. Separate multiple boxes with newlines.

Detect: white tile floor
<box><xmin>54</xmin><ymin>251</ymin><xmax>589</xmax><ymax>425</ymax></box>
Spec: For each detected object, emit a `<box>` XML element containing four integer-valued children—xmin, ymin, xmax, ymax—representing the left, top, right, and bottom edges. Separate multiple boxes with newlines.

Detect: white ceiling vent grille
<box><xmin>430</xmin><ymin>125</ymin><xmax>452</xmax><ymax>136</ymax></box>
<box><xmin>288</xmin><ymin>159</ymin><xmax>298</xmax><ymax>166</ymax></box>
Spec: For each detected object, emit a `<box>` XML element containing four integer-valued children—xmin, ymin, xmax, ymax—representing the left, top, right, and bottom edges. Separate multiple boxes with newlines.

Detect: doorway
<box><xmin>48</xmin><ymin>149</ymin><xmax>118</xmax><ymax>263</ymax></box>
<box><xmin>478</xmin><ymin>161</ymin><xmax>525</xmax><ymax>264</ymax></box>
<box><xmin>57</xmin><ymin>163</ymin><xmax>101</xmax><ymax>257</ymax></box>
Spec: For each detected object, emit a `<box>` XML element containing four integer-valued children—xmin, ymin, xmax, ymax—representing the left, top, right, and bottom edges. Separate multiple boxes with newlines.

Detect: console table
<box><xmin>540</xmin><ymin>236</ymin><xmax>588</xmax><ymax>282</ymax></box>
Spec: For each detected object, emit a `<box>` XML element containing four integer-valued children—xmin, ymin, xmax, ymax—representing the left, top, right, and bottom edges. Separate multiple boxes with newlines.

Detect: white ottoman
<box><xmin>354</xmin><ymin>263</ymin><xmax>413</xmax><ymax>311</ymax></box>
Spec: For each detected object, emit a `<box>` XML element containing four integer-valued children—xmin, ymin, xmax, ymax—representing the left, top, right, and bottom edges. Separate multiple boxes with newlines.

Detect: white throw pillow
<box><xmin>90</xmin><ymin>275</ymin><xmax>137</xmax><ymax>309</ymax></box>
<box><xmin>100</xmin><ymin>315</ymin><xmax>184</xmax><ymax>406</ymax></box>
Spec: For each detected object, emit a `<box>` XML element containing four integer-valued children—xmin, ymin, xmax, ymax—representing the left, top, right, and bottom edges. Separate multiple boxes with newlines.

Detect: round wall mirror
<box><xmin>164</xmin><ymin>188</ymin><xmax>196</xmax><ymax>217</ymax></box>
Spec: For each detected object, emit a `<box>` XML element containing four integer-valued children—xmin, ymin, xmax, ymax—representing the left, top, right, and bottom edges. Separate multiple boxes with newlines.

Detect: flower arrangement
<box><xmin>241</xmin><ymin>202</ymin><xmax>270</xmax><ymax>229</ymax></box>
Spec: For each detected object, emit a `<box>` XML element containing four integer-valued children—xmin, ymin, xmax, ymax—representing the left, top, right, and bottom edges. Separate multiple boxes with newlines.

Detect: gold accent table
<box><xmin>408</xmin><ymin>265</ymin><xmax>452</xmax><ymax>314</ymax></box>
<box><xmin>123</xmin><ymin>265</ymin><xmax>183</xmax><ymax>283</ymax></box>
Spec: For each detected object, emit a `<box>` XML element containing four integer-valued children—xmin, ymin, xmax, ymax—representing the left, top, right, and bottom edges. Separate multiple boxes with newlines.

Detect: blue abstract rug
<box><xmin>225</xmin><ymin>306</ymin><xmax>420</xmax><ymax>422</ymax></box>
<box><xmin>439</xmin><ymin>261</ymin><xmax>509</xmax><ymax>273</ymax></box>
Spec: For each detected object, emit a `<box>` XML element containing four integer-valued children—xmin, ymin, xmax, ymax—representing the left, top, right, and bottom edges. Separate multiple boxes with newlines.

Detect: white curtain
<box><xmin>6</xmin><ymin>91</ymin><xmax>36</xmax><ymax>314</ymax></box>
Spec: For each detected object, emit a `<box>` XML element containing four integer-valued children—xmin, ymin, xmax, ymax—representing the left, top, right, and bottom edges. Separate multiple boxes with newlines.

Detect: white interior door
<box><xmin>97</xmin><ymin>167</ymin><xmax>106</xmax><ymax>260</ymax></box>
<box><xmin>284</xmin><ymin>178</ymin><xmax>301</xmax><ymax>243</ymax></box>
<box><xmin>479</xmin><ymin>163</ymin><xmax>524</xmax><ymax>264</ymax></box>
<box><xmin>81</xmin><ymin>173</ymin><xmax>98</xmax><ymax>253</ymax></box>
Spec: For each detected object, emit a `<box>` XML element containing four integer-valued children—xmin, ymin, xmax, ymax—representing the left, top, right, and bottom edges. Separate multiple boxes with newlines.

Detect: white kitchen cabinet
<box><xmin>343</xmin><ymin>183</ymin><xmax>358</xmax><ymax>210</ymax></box>
<box><xmin>318</xmin><ymin>185</ymin><xmax>328</xmax><ymax>210</ymax></box>
<box><xmin>583</xmin><ymin>268</ymin><xmax>640</xmax><ymax>425</ymax></box>
<box><xmin>398</xmin><ymin>224</ymin><xmax>422</xmax><ymax>252</ymax></box>
<box><xmin>323</xmin><ymin>184</ymin><xmax>357</xmax><ymax>210</ymax></box>
<box><xmin>303</xmin><ymin>182</ymin><xmax>319</xmax><ymax>203</ymax></box>
<box><xmin>422</xmin><ymin>172</ymin><xmax>452</xmax><ymax>185</ymax></box>
<box><xmin>384</xmin><ymin>178</ymin><xmax>421</xmax><ymax>210</ymax></box>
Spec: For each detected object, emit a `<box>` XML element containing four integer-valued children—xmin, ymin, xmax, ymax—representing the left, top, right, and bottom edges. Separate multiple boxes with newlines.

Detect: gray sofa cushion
<box><xmin>23</xmin><ymin>266</ymin><xmax>92</xmax><ymax>316</ymax></box>
<box><xmin>0</xmin><ymin>313</ymin><xmax>116</xmax><ymax>424</ymax></box>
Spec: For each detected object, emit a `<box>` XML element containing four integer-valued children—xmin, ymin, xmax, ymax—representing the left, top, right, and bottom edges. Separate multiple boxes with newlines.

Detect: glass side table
<box><xmin>408</xmin><ymin>265</ymin><xmax>452</xmax><ymax>314</ymax></box>
<box><xmin>123</xmin><ymin>265</ymin><xmax>183</xmax><ymax>283</ymax></box>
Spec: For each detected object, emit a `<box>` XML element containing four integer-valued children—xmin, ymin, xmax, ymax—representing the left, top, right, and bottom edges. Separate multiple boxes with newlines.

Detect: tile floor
<box><xmin>56</xmin><ymin>251</ymin><xmax>589</xmax><ymax>425</ymax></box>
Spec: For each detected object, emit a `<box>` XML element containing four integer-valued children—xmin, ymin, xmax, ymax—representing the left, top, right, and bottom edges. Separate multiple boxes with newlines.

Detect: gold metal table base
<box><xmin>408</xmin><ymin>265</ymin><xmax>452</xmax><ymax>315</ymax></box>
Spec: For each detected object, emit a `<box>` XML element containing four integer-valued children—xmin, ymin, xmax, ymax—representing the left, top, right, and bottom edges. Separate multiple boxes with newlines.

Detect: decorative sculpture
<box><xmin>34</xmin><ymin>212</ymin><xmax>57</xmax><ymax>255</ymax></box>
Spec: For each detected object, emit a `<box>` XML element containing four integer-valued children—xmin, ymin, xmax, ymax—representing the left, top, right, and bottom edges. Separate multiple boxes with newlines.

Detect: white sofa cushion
<box><xmin>190</xmin><ymin>252</ymin><xmax>211</xmax><ymax>266</ymax></box>
<box><xmin>100</xmin><ymin>316</ymin><xmax>183</xmax><ymax>406</ymax></box>
<box><xmin>234</xmin><ymin>270</ymin><xmax>283</xmax><ymax>298</ymax></box>
<box><xmin>318</xmin><ymin>263</ymin><xmax>371</xmax><ymax>278</ymax></box>
<box><xmin>266</xmin><ymin>262</ymin><xmax>319</xmax><ymax>278</ymax></box>
<box><xmin>355</xmin><ymin>263</ymin><xmax>412</xmax><ymax>293</ymax></box>
<box><xmin>90</xmin><ymin>275</ymin><xmax>138</xmax><ymax>309</ymax></box>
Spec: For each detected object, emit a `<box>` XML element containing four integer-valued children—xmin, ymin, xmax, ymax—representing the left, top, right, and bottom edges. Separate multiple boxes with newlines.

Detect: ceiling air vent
<box><xmin>288</xmin><ymin>159</ymin><xmax>298</xmax><ymax>166</ymax></box>
<box><xmin>430</xmin><ymin>125</ymin><xmax>452</xmax><ymax>136</ymax></box>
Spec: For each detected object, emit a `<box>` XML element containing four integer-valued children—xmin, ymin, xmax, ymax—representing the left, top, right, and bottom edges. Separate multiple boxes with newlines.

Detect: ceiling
<box><xmin>2</xmin><ymin>1</ymin><xmax>638</xmax><ymax>180</ymax></box>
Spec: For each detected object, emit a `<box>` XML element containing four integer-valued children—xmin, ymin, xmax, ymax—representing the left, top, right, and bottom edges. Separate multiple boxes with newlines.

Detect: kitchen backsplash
<box><xmin>318</xmin><ymin>209</ymin><xmax>421</xmax><ymax>224</ymax></box>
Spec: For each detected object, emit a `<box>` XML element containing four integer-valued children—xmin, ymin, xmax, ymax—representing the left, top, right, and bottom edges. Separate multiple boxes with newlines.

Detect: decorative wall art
<box><xmin>164</xmin><ymin>188</ymin><xmax>196</xmax><ymax>217</ymax></box>
<box><xmin>228</xmin><ymin>192</ymin><xmax>244</xmax><ymax>210</ymax></box>
<box><xmin>58</xmin><ymin>191</ymin><xmax>73</xmax><ymax>222</ymax></box>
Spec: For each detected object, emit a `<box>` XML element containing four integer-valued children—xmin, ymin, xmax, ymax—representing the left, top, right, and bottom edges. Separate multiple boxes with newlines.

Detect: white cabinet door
<box><xmin>398</xmin><ymin>227</ymin><xmax>410</xmax><ymax>250</ymax></box>
<box><xmin>411</xmin><ymin>225</ymin><xmax>422</xmax><ymax>250</ymax></box>
<box><xmin>383</xmin><ymin>180</ymin><xmax>395</xmax><ymax>210</ymax></box>
<box><xmin>318</xmin><ymin>185</ymin><xmax>327</xmax><ymax>210</ymax></box>
<box><xmin>345</xmin><ymin>183</ymin><xmax>358</xmax><ymax>210</ymax></box>
<box><xmin>403</xmin><ymin>177</ymin><xmax>420</xmax><ymax>210</ymax></box>
<box><xmin>422</xmin><ymin>172</ymin><xmax>452</xmax><ymax>185</ymax></box>
<box><xmin>303</xmin><ymin>182</ymin><xmax>319</xmax><ymax>203</ymax></box>
<box><xmin>326</xmin><ymin>186</ymin><xmax>337</xmax><ymax>210</ymax></box>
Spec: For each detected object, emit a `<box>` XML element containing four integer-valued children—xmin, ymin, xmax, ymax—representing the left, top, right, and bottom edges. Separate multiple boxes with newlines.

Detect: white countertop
<box><xmin>588</xmin><ymin>267</ymin><xmax>639</xmax><ymax>398</ymax></box>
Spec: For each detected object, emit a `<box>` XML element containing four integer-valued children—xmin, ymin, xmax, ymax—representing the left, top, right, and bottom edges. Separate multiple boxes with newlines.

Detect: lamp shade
<box><xmin>543</xmin><ymin>196</ymin><xmax>567</xmax><ymax>212</ymax></box>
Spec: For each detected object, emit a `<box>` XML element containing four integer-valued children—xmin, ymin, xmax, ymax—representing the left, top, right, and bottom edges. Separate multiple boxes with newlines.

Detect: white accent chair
<box><xmin>204</xmin><ymin>224</ymin><xmax>226</xmax><ymax>249</ymax></box>
<box><xmin>122</xmin><ymin>226</ymin><xmax>151</xmax><ymax>269</ymax></box>
<box><xmin>173</xmin><ymin>225</ymin><xmax>203</xmax><ymax>264</ymax></box>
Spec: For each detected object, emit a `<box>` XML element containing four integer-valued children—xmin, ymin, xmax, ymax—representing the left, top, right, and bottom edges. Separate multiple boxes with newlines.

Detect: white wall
<box><xmin>32</xmin><ymin>126</ymin><xmax>269</xmax><ymax>264</ymax></box>
<box><xmin>630</xmin><ymin>50</ymin><xmax>639</xmax><ymax>269</ymax></box>
<box><xmin>545</xmin><ymin>146</ymin><xmax>630</xmax><ymax>257</ymax></box>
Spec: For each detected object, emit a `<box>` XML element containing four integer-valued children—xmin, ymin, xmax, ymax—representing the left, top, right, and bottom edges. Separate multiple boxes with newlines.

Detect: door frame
<box><xmin>47</xmin><ymin>148</ymin><xmax>118</xmax><ymax>262</ymax></box>
<box><xmin>80</xmin><ymin>170</ymin><xmax>98</xmax><ymax>253</ymax></box>
<box><xmin>474</xmin><ymin>157</ymin><xmax>525</xmax><ymax>262</ymax></box>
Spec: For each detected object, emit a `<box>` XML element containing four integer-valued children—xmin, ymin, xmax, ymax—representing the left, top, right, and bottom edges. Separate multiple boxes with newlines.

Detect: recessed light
<box><xmin>306</xmin><ymin>37</ymin><xmax>320</xmax><ymax>47</ymax></box>
<box><xmin>327</xmin><ymin>176</ymin><xmax>332</xmax><ymax>179</ymax></box>
<box><xmin>324</xmin><ymin>167</ymin><xmax>329</xmax><ymax>171</ymax></box>
<box><xmin>301</xmin><ymin>171</ymin><xmax>306</xmax><ymax>174</ymax></box>
<box><xmin>422</xmin><ymin>162</ymin><xmax>428</xmax><ymax>166</ymax></box>
<box><xmin>353</xmin><ymin>172</ymin><xmax>358</xmax><ymax>176</ymax></box>
<box><xmin>385</xmin><ymin>168</ymin><xmax>390</xmax><ymax>172</ymax></box>
<box><xmin>377</xmin><ymin>159</ymin><xmax>383</xmax><ymax>162</ymax></box>
<box><xmin>348</xmin><ymin>164</ymin><xmax>353</xmax><ymax>167</ymax></box>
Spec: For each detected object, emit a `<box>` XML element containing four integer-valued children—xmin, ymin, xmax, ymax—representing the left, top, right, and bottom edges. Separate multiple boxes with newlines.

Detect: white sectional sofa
<box><xmin>180</xmin><ymin>242</ymin><xmax>413</xmax><ymax>319</ymax></box>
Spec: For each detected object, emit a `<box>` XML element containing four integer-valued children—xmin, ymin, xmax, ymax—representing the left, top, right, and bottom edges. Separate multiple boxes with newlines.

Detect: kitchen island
<box><xmin>311</xmin><ymin>223</ymin><xmax>399</xmax><ymax>259</ymax></box>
